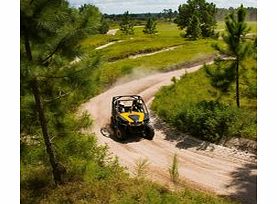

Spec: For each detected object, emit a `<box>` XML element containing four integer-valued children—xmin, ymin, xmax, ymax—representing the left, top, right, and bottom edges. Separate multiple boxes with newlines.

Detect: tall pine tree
<box><xmin>21</xmin><ymin>0</ymin><xmax>99</xmax><ymax>184</ymax></box>
<box><xmin>185</xmin><ymin>15</ymin><xmax>202</xmax><ymax>39</ymax></box>
<box><xmin>205</xmin><ymin>5</ymin><xmax>252</xmax><ymax>107</ymax></box>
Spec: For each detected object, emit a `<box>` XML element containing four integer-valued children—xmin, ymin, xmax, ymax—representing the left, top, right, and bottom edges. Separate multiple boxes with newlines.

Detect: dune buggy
<box><xmin>110</xmin><ymin>95</ymin><xmax>155</xmax><ymax>141</ymax></box>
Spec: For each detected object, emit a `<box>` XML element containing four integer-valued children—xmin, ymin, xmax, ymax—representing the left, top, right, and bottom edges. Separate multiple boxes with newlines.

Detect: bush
<box><xmin>174</xmin><ymin>101</ymin><xmax>240</xmax><ymax>142</ymax></box>
<box><xmin>169</xmin><ymin>153</ymin><xmax>179</xmax><ymax>184</ymax></box>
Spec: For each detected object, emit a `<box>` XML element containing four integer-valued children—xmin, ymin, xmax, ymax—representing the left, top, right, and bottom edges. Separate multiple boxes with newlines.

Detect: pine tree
<box><xmin>175</xmin><ymin>0</ymin><xmax>216</xmax><ymax>39</ymax></box>
<box><xmin>143</xmin><ymin>18</ymin><xmax>157</xmax><ymax>34</ymax></box>
<box><xmin>99</xmin><ymin>17</ymin><xmax>110</xmax><ymax>34</ymax></box>
<box><xmin>205</xmin><ymin>5</ymin><xmax>252</xmax><ymax>108</ymax></box>
<box><xmin>185</xmin><ymin>15</ymin><xmax>202</xmax><ymax>39</ymax></box>
<box><xmin>79</xmin><ymin>4</ymin><xmax>103</xmax><ymax>35</ymax></box>
<box><xmin>120</xmin><ymin>11</ymin><xmax>134</xmax><ymax>35</ymax></box>
<box><xmin>20</xmin><ymin>0</ymin><xmax>99</xmax><ymax>184</ymax></box>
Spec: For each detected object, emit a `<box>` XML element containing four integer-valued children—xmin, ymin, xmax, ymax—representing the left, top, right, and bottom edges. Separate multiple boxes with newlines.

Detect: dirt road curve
<box><xmin>82</xmin><ymin>62</ymin><xmax>257</xmax><ymax>204</ymax></box>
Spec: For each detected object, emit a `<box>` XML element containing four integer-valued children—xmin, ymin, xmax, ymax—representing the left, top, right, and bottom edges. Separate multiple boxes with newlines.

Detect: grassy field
<box><xmin>216</xmin><ymin>21</ymin><xmax>257</xmax><ymax>33</ymax></box>
<box><xmin>80</xmin><ymin>23</ymin><xmax>218</xmax><ymax>94</ymax></box>
<box><xmin>80</xmin><ymin>22</ymin><xmax>256</xmax><ymax>95</ymax></box>
<box><xmin>82</xmin><ymin>21</ymin><xmax>256</xmax><ymax>51</ymax></box>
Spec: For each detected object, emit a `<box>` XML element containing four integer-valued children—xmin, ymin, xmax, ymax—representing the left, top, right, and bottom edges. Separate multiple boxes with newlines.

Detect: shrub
<box><xmin>174</xmin><ymin>100</ymin><xmax>240</xmax><ymax>143</ymax></box>
<box><xmin>135</xmin><ymin>158</ymin><xmax>150</xmax><ymax>179</ymax></box>
<box><xmin>169</xmin><ymin>153</ymin><xmax>179</xmax><ymax>184</ymax></box>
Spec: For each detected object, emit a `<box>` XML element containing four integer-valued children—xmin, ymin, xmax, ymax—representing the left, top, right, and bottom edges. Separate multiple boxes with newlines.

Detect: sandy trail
<box><xmin>129</xmin><ymin>45</ymin><xmax>182</xmax><ymax>59</ymax></box>
<box><xmin>95</xmin><ymin>40</ymin><xmax>123</xmax><ymax>50</ymax></box>
<box><xmin>82</xmin><ymin>61</ymin><xmax>256</xmax><ymax>204</ymax></box>
<box><xmin>106</xmin><ymin>26</ymin><xmax>144</xmax><ymax>36</ymax></box>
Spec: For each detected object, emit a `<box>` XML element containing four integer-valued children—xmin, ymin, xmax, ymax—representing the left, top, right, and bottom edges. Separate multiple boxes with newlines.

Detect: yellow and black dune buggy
<box><xmin>111</xmin><ymin>95</ymin><xmax>155</xmax><ymax>141</ymax></box>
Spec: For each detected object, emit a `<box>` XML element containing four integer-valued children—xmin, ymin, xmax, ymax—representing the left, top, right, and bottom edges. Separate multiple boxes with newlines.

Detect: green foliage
<box><xmin>217</xmin><ymin>5</ymin><xmax>252</xmax><ymax>58</ymax></box>
<box><xmin>143</xmin><ymin>18</ymin><xmax>158</xmax><ymax>34</ymax></box>
<box><xmin>152</xmin><ymin>66</ymin><xmax>257</xmax><ymax>141</ymax></box>
<box><xmin>205</xmin><ymin>60</ymin><xmax>236</xmax><ymax>93</ymax></box>
<box><xmin>22</xmin><ymin>137</ymin><xmax>234</xmax><ymax>203</ymax></box>
<box><xmin>120</xmin><ymin>11</ymin><xmax>134</xmax><ymax>35</ymax></box>
<box><xmin>209</xmin><ymin>5</ymin><xmax>253</xmax><ymax>107</ymax></box>
<box><xmin>174</xmin><ymin>101</ymin><xmax>240</xmax><ymax>142</ymax></box>
<box><xmin>98</xmin><ymin>17</ymin><xmax>110</xmax><ymax>34</ymax></box>
<box><xmin>186</xmin><ymin>15</ymin><xmax>202</xmax><ymax>40</ymax></box>
<box><xmin>162</xmin><ymin>9</ymin><xmax>175</xmax><ymax>22</ymax></box>
<box><xmin>21</xmin><ymin>131</ymin><xmax>126</xmax><ymax>203</ymax></box>
<box><xmin>175</xmin><ymin>0</ymin><xmax>217</xmax><ymax>38</ymax></box>
<box><xmin>135</xmin><ymin>158</ymin><xmax>150</xmax><ymax>178</ymax></box>
<box><xmin>169</xmin><ymin>153</ymin><xmax>179</xmax><ymax>184</ymax></box>
<box><xmin>79</xmin><ymin>4</ymin><xmax>103</xmax><ymax>35</ymax></box>
<box><xmin>22</xmin><ymin>169</ymin><xmax>234</xmax><ymax>203</ymax></box>
<box><xmin>20</xmin><ymin>0</ymin><xmax>103</xmax><ymax>186</ymax></box>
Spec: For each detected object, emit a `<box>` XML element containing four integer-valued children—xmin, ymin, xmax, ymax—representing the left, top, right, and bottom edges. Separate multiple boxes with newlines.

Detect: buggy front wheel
<box><xmin>144</xmin><ymin>124</ymin><xmax>155</xmax><ymax>140</ymax></box>
<box><xmin>115</xmin><ymin>127</ymin><xmax>127</xmax><ymax>141</ymax></box>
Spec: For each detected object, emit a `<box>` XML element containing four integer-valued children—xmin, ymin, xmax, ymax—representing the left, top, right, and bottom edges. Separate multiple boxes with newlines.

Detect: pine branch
<box><xmin>37</xmin><ymin>64</ymin><xmax>94</xmax><ymax>80</ymax></box>
<box><xmin>41</xmin><ymin>36</ymin><xmax>68</xmax><ymax>65</ymax></box>
<box><xmin>44</xmin><ymin>91</ymin><xmax>71</xmax><ymax>102</ymax></box>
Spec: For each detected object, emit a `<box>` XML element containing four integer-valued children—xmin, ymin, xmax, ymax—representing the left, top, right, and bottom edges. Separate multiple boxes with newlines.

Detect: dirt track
<box><xmin>82</xmin><ymin>62</ymin><xmax>257</xmax><ymax>204</ymax></box>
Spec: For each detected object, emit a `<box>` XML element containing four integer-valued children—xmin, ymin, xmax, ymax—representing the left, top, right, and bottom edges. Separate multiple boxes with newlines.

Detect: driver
<box><xmin>132</xmin><ymin>100</ymin><xmax>143</xmax><ymax>112</ymax></box>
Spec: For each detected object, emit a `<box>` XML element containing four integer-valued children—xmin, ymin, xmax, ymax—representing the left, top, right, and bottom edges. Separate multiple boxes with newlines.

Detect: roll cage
<box><xmin>112</xmin><ymin>95</ymin><xmax>149</xmax><ymax>116</ymax></box>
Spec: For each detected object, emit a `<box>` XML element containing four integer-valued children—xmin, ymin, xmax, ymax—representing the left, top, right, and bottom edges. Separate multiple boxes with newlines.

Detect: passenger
<box><xmin>118</xmin><ymin>102</ymin><xmax>125</xmax><ymax>113</ymax></box>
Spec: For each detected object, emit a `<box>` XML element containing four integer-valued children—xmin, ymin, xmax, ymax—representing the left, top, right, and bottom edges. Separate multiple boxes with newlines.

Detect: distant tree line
<box><xmin>119</xmin><ymin>11</ymin><xmax>157</xmax><ymax>35</ymax></box>
<box><xmin>104</xmin><ymin>7</ymin><xmax>256</xmax><ymax>22</ymax></box>
<box><xmin>215</xmin><ymin>7</ymin><xmax>257</xmax><ymax>21</ymax></box>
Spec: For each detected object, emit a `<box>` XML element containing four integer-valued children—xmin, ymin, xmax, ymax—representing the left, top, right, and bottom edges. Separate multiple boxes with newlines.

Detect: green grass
<box><xmin>82</xmin><ymin>23</ymin><xmax>215</xmax><ymax>60</ymax></box>
<box><xmin>216</xmin><ymin>21</ymin><xmax>257</xmax><ymax>33</ymax></box>
<box><xmin>80</xmin><ymin>34</ymin><xmax>120</xmax><ymax>49</ymax></box>
<box><xmin>92</xmin><ymin>39</ymin><xmax>216</xmax><ymax>90</ymax></box>
<box><xmin>82</xmin><ymin>23</ymin><xmax>186</xmax><ymax>60</ymax></box>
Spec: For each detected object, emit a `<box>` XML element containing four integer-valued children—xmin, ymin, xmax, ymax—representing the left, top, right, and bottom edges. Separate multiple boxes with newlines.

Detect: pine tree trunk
<box><xmin>23</xmin><ymin>28</ymin><xmax>32</xmax><ymax>61</ymax></box>
<box><xmin>236</xmin><ymin>59</ymin><xmax>240</xmax><ymax>108</ymax></box>
<box><xmin>31</xmin><ymin>79</ymin><xmax>63</xmax><ymax>184</ymax></box>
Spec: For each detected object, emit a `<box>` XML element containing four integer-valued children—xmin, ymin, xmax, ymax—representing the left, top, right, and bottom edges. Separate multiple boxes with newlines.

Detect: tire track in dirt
<box><xmin>82</xmin><ymin>61</ymin><xmax>257</xmax><ymax>204</ymax></box>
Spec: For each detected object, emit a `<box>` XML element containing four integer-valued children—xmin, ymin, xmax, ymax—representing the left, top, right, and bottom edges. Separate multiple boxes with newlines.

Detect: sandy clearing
<box><xmin>107</xmin><ymin>29</ymin><xmax>119</xmax><ymax>35</ymax></box>
<box><xmin>82</xmin><ymin>61</ymin><xmax>256</xmax><ymax>204</ymax></box>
